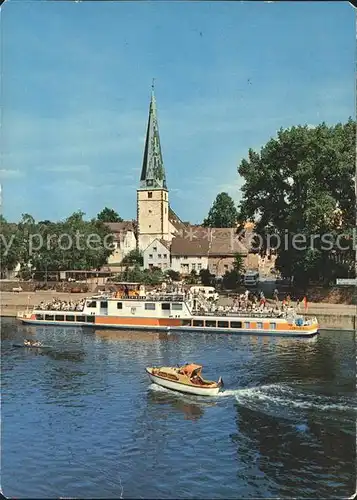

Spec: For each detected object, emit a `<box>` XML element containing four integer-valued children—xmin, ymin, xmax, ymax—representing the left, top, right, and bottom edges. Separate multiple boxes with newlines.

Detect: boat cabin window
<box><xmin>172</xmin><ymin>303</ymin><xmax>183</xmax><ymax>311</ymax></box>
<box><xmin>86</xmin><ymin>301</ymin><xmax>97</xmax><ymax>308</ymax></box>
<box><xmin>145</xmin><ymin>303</ymin><xmax>156</xmax><ymax>310</ymax></box>
<box><xmin>86</xmin><ymin>316</ymin><xmax>95</xmax><ymax>323</ymax></box>
<box><xmin>45</xmin><ymin>315</ymin><xmax>54</xmax><ymax>321</ymax></box>
<box><xmin>55</xmin><ymin>315</ymin><xmax>65</xmax><ymax>322</ymax></box>
<box><xmin>182</xmin><ymin>319</ymin><xmax>192</xmax><ymax>326</ymax></box>
<box><xmin>100</xmin><ymin>301</ymin><xmax>108</xmax><ymax>309</ymax></box>
<box><xmin>218</xmin><ymin>321</ymin><xmax>229</xmax><ymax>328</ymax></box>
<box><xmin>205</xmin><ymin>320</ymin><xmax>216</xmax><ymax>327</ymax></box>
<box><xmin>193</xmin><ymin>319</ymin><xmax>204</xmax><ymax>327</ymax></box>
<box><xmin>117</xmin><ymin>302</ymin><xmax>123</xmax><ymax>309</ymax></box>
<box><xmin>244</xmin><ymin>322</ymin><xmax>250</xmax><ymax>329</ymax></box>
<box><xmin>270</xmin><ymin>322</ymin><xmax>277</xmax><ymax>330</ymax></box>
<box><xmin>257</xmin><ymin>322</ymin><xmax>263</xmax><ymax>329</ymax></box>
<box><xmin>161</xmin><ymin>303</ymin><xmax>170</xmax><ymax>310</ymax></box>
<box><xmin>66</xmin><ymin>315</ymin><xmax>75</xmax><ymax>322</ymax></box>
<box><xmin>36</xmin><ymin>314</ymin><xmax>44</xmax><ymax>320</ymax></box>
<box><xmin>76</xmin><ymin>316</ymin><xmax>85</xmax><ymax>322</ymax></box>
<box><xmin>230</xmin><ymin>321</ymin><xmax>242</xmax><ymax>329</ymax></box>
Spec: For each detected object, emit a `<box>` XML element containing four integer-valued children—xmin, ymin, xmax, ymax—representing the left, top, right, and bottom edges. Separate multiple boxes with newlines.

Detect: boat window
<box><xmin>44</xmin><ymin>315</ymin><xmax>54</xmax><ymax>321</ymax></box>
<box><xmin>218</xmin><ymin>321</ymin><xmax>229</xmax><ymax>328</ymax></box>
<box><xmin>76</xmin><ymin>316</ymin><xmax>85</xmax><ymax>322</ymax></box>
<box><xmin>117</xmin><ymin>302</ymin><xmax>123</xmax><ymax>309</ymax></box>
<box><xmin>145</xmin><ymin>303</ymin><xmax>156</xmax><ymax>310</ymax></box>
<box><xmin>172</xmin><ymin>303</ymin><xmax>182</xmax><ymax>311</ymax></box>
<box><xmin>86</xmin><ymin>301</ymin><xmax>97</xmax><ymax>308</ymax></box>
<box><xmin>161</xmin><ymin>303</ymin><xmax>170</xmax><ymax>310</ymax></box>
<box><xmin>257</xmin><ymin>322</ymin><xmax>263</xmax><ymax>329</ymax></box>
<box><xmin>270</xmin><ymin>322</ymin><xmax>277</xmax><ymax>329</ymax></box>
<box><xmin>100</xmin><ymin>301</ymin><xmax>108</xmax><ymax>309</ymax></box>
<box><xmin>182</xmin><ymin>319</ymin><xmax>192</xmax><ymax>326</ymax></box>
<box><xmin>35</xmin><ymin>314</ymin><xmax>44</xmax><ymax>320</ymax></box>
<box><xmin>244</xmin><ymin>322</ymin><xmax>250</xmax><ymax>329</ymax></box>
<box><xmin>66</xmin><ymin>315</ymin><xmax>75</xmax><ymax>322</ymax></box>
<box><xmin>205</xmin><ymin>320</ymin><xmax>216</xmax><ymax>327</ymax></box>
<box><xmin>230</xmin><ymin>321</ymin><xmax>242</xmax><ymax>329</ymax></box>
<box><xmin>193</xmin><ymin>319</ymin><xmax>204</xmax><ymax>327</ymax></box>
<box><xmin>86</xmin><ymin>316</ymin><xmax>95</xmax><ymax>323</ymax></box>
<box><xmin>55</xmin><ymin>315</ymin><xmax>65</xmax><ymax>321</ymax></box>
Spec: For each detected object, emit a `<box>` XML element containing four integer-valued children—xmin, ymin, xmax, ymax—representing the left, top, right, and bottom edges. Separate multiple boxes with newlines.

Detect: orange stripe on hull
<box><xmin>95</xmin><ymin>316</ymin><xmax>182</xmax><ymax>327</ymax></box>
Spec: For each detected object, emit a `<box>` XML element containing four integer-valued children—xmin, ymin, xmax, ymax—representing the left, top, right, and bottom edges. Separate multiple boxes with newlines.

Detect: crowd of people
<box><xmin>36</xmin><ymin>298</ymin><xmax>86</xmax><ymax>311</ymax></box>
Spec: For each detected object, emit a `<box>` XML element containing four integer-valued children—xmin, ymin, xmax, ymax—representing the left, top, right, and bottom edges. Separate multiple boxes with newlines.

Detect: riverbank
<box><xmin>1</xmin><ymin>291</ymin><xmax>355</xmax><ymax>331</ymax></box>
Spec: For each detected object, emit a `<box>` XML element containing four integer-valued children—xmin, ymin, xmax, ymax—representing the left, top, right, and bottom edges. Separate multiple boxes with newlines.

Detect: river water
<box><xmin>1</xmin><ymin>317</ymin><xmax>356</xmax><ymax>499</ymax></box>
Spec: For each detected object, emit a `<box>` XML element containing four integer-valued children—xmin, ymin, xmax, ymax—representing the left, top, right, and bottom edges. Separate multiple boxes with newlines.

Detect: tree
<box><xmin>237</xmin><ymin>120</ymin><xmax>355</xmax><ymax>285</ymax></box>
<box><xmin>222</xmin><ymin>269</ymin><xmax>240</xmax><ymax>290</ymax></box>
<box><xmin>97</xmin><ymin>207</ymin><xmax>123</xmax><ymax>223</ymax></box>
<box><xmin>121</xmin><ymin>249</ymin><xmax>143</xmax><ymax>266</ymax></box>
<box><xmin>233</xmin><ymin>252</ymin><xmax>245</xmax><ymax>275</ymax></box>
<box><xmin>0</xmin><ymin>216</ymin><xmax>21</xmax><ymax>278</ymax></box>
<box><xmin>165</xmin><ymin>269</ymin><xmax>181</xmax><ymax>282</ymax></box>
<box><xmin>203</xmin><ymin>192</ymin><xmax>238</xmax><ymax>228</ymax></box>
<box><xmin>199</xmin><ymin>268</ymin><xmax>214</xmax><ymax>286</ymax></box>
<box><xmin>186</xmin><ymin>269</ymin><xmax>199</xmax><ymax>285</ymax></box>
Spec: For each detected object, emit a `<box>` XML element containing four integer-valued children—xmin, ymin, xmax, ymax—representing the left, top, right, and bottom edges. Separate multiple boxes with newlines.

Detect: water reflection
<box><xmin>94</xmin><ymin>329</ymin><xmax>178</xmax><ymax>343</ymax></box>
<box><xmin>147</xmin><ymin>386</ymin><xmax>216</xmax><ymax>421</ymax></box>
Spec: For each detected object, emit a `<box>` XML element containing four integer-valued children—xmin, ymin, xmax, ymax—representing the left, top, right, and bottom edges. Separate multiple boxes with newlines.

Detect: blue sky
<box><xmin>1</xmin><ymin>1</ymin><xmax>355</xmax><ymax>223</ymax></box>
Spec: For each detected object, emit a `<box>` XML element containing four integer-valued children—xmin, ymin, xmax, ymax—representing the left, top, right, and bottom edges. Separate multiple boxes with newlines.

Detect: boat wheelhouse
<box><xmin>17</xmin><ymin>291</ymin><xmax>319</xmax><ymax>337</ymax></box>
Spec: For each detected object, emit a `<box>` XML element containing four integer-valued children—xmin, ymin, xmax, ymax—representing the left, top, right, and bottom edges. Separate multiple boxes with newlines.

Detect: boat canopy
<box><xmin>180</xmin><ymin>363</ymin><xmax>202</xmax><ymax>377</ymax></box>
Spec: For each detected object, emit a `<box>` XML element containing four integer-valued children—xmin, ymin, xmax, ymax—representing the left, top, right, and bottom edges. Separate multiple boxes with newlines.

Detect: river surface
<box><xmin>1</xmin><ymin>317</ymin><xmax>356</xmax><ymax>499</ymax></box>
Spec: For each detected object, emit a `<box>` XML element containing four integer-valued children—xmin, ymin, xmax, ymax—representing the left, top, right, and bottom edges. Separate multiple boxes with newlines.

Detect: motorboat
<box><xmin>146</xmin><ymin>363</ymin><xmax>223</xmax><ymax>396</ymax></box>
<box><xmin>13</xmin><ymin>340</ymin><xmax>49</xmax><ymax>349</ymax></box>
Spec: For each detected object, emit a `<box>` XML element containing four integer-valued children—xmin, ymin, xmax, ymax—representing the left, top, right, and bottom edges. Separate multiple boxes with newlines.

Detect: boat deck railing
<box><xmin>106</xmin><ymin>294</ymin><xmax>187</xmax><ymax>302</ymax></box>
<box><xmin>191</xmin><ymin>310</ymin><xmax>289</xmax><ymax>319</ymax></box>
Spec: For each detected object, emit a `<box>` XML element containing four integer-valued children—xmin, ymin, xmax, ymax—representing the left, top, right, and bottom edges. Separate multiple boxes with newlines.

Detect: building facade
<box><xmin>142</xmin><ymin>238</ymin><xmax>171</xmax><ymax>270</ymax></box>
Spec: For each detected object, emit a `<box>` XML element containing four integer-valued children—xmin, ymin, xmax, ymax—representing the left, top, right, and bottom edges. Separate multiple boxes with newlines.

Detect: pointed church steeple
<box><xmin>140</xmin><ymin>81</ymin><xmax>167</xmax><ymax>190</ymax></box>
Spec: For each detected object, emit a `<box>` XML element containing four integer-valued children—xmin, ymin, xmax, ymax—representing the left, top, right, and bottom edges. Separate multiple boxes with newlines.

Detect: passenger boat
<box><xmin>16</xmin><ymin>290</ymin><xmax>319</xmax><ymax>337</ymax></box>
<box><xmin>146</xmin><ymin>363</ymin><xmax>223</xmax><ymax>396</ymax></box>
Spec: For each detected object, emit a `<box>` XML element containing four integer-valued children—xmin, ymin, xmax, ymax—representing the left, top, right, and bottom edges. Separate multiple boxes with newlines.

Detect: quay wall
<box><xmin>306</xmin><ymin>313</ymin><xmax>356</xmax><ymax>332</ymax></box>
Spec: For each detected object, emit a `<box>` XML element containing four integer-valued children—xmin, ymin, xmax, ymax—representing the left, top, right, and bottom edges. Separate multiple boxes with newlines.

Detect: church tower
<box><xmin>137</xmin><ymin>83</ymin><xmax>170</xmax><ymax>251</ymax></box>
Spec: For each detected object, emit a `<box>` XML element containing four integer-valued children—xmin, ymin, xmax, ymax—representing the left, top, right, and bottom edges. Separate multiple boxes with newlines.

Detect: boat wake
<box><xmin>231</xmin><ymin>383</ymin><xmax>357</xmax><ymax>419</ymax></box>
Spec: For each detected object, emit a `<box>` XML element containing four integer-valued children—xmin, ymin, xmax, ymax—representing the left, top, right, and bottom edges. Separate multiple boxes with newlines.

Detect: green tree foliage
<box><xmin>203</xmin><ymin>192</ymin><xmax>238</xmax><ymax>228</ymax></box>
<box><xmin>199</xmin><ymin>268</ymin><xmax>214</xmax><ymax>286</ymax></box>
<box><xmin>0</xmin><ymin>216</ymin><xmax>21</xmax><ymax>277</ymax></box>
<box><xmin>165</xmin><ymin>269</ymin><xmax>181</xmax><ymax>282</ymax></box>
<box><xmin>238</xmin><ymin>120</ymin><xmax>355</xmax><ymax>285</ymax></box>
<box><xmin>96</xmin><ymin>207</ymin><xmax>123</xmax><ymax>223</ymax></box>
<box><xmin>233</xmin><ymin>252</ymin><xmax>245</xmax><ymax>274</ymax></box>
<box><xmin>185</xmin><ymin>269</ymin><xmax>199</xmax><ymax>285</ymax></box>
<box><xmin>222</xmin><ymin>269</ymin><xmax>240</xmax><ymax>290</ymax></box>
<box><xmin>122</xmin><ymin>265</ymin><xmax>164</xmax><ymax>285</ymax></box>
<box><xmin>121</xmin><ymin>249</ymin><xmax>143</xmax><ymax>266</ymax></box>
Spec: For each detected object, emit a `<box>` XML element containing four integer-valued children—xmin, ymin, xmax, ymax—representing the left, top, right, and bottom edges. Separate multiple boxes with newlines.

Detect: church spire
<box><xmin>139</xmin><ymin>82</ymin><xmax>167</xmax><ymax>190</ymax></box>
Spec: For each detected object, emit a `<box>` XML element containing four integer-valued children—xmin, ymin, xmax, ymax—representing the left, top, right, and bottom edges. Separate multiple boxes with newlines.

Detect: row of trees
<box><xmin>0</xmin><ymin>208</ymin><xmax>123</xmax><ymax>279</ymax></box>
<box><xmin>203</xmin><ymin>119</ymin><xmax>355</xmax><ymax>286</ymax></box>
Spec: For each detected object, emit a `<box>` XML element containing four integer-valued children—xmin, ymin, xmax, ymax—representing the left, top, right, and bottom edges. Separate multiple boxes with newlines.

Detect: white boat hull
<box><xmin>147</xmin><ymin>372</ymin><xmax>221</xmax><ymax>396</ymax></box>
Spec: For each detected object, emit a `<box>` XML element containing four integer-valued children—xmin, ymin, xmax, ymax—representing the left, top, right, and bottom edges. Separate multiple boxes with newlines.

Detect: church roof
<box><xmin>139</xmin><ymin>84</ymin><xmax>167</xmax><ymax>190</ymax></box>
<box><xmin>104</xmin><ymin>221</ymin><xmax>136</xmax><ymax>234</ymax></box>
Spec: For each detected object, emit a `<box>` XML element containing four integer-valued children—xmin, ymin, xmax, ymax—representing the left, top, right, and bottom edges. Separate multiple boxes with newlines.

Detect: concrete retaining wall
<box><xmin>307</xmin><ymin>313</ymin><xmax>356</xmax><ymax>331</ymax></box>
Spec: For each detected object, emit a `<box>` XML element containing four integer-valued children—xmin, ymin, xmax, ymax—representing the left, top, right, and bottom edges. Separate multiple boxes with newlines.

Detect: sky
<box><xmin>1</xmin><ymin>0</ymin><xmax>355</xmax><ymax>224</ymax></box>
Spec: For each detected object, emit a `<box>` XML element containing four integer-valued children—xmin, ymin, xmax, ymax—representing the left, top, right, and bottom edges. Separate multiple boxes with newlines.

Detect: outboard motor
<box><xmin>218</xmin><ymin>376</ymin><xmax>224</xmax><ymax>387</ymax></box>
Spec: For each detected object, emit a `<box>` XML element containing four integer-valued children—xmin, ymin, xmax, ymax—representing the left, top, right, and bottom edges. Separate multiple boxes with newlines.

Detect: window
<box><xmin>230</xmin><ymin>321</ymin><xmax>242</xmax><ymax>329</ymax></box>
<box><xmin>224</xmin><ymin>264</ymin><xmax>228</xmax><ymax>270</ymax></box>
<box><xmin>165</xmin><ymin>208</ymin><xmax>167</xmax><ymax>213</ymax></box>
<box><xmin>163</xmin><ymin>263</ymin><xmax>167</xmax><ymax>269</ymax></box>
<box><xmin>161</xmin><ymin>303</ymin><xmax>170</xmax><ymax>310</ymax></box>
<box><xmin>44</xmin><ymin>315</ymin><xmax>54</xmax><ymax>321</ymax></box>
<box><xmin>197</xmin><ymin>264</ymin><xmax>202</xmax><ymax>270</ymax></box>
<box><xmin>158</xmin><ymin>254</ymin><xmax>161</xmax><ymax>258</ymax></box>
<box><xmin>100</xmin><ymin>301</ymin><xmax>108</xmax><ymax>309</ymax></box>
<box><xmin>149</xmin><ymin>254</ymin><xmax>153</xmax><ymax>259</ymax></box>
<box><xmin>153</xmin><ymin>247</ymin><xmax>157</xmax><ymax>252</ymax></box>
<box><xmin>193</xmin><ymin>319</ymin><xmax>204</xmax><ymax>327</ymax></box>
<box><xmin>257</xmin><ymin>322</ymin><xmax>263</xmax><ymax>329</ymax></box>
<box><xmin>66</xmin><ymin>315</ymin><xmax>75</xmax><ymax>322</ymax></box>
<box><xmin>172</xmin><ymin>303</ymin><xmax>183</xmax><ymax>311</ymax></box>
<box><xmin>117</xmin><ymin>302</ymin><xmax>123</xmax><ymax>309</ymax></box>
<box><xmin>205</xmin><ymin>320</ymin><xmax>216</xmax><ymax>328</ymax></box>
<box><xmin>163</xmin><ymin>254</ymin><xmax>167</xmax><ymax>258</ymax></box>
<box><xmin>86</xmin><ymin>316</ymin><xmax>95</xmax><ymax>323</ymax></box>
<box><xmin>270</xmin><ymin>322</ymin><xmax>277</xmax><ymax>330</ymax></box>
<box><xmin>35</xmin><ymin>314</ymin><xmax>44</xmax><ymax>320</ymax></box>
<box><xmin>182</xmin><ymin>319</ymin><xmax>192</xmax><ymax>326</ymax></box>
<box><xmin>148</xmin><ymin>264</ymin><xmax>153</xmax><ymax>269</ymax></box>
<box><xmin>76</xmin><ymin>316</ymin><xmax>85</xmax><ymax>322</ymax></box>
<box><xmin>244</xmin><ymin>322</ymin><xmax>250</xmax><ymax>329</ymax></box>
<box><xmin>191</xmin><ymin>263</ymin><xmax>196</xmax><ymax>270</ymax></box>
<box><xmin>86</xmin><ymin>301</ymin><xmax>97</xmax><ymax>308</ymax></box>
<box><xmin>149</xmin><ymin>209</ymin><xmax>152</xmax><ymax>214</ymax></box>
<box><xmin>218</xmin><ymin>321</ymin><xmax>229</xmax><ymax>328</ymax></box>
<box><xmin>55</xmin><ymin>315</ymin><xmax>65</xmax><ymax>322</ymax></box>
<box><xmin>148</xmin><ymin>192</ymin><xmax>153</xmax><ymax>198</ymax></box>
<box><xmin>183</xmin><ymin>256</ymin><xmax>188</xmax><ymax>259</ymax></box>
<box><xmin>145</xmin><ymin>303</ymin><xmax>156</xmax><ymax>310</ymax></box>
